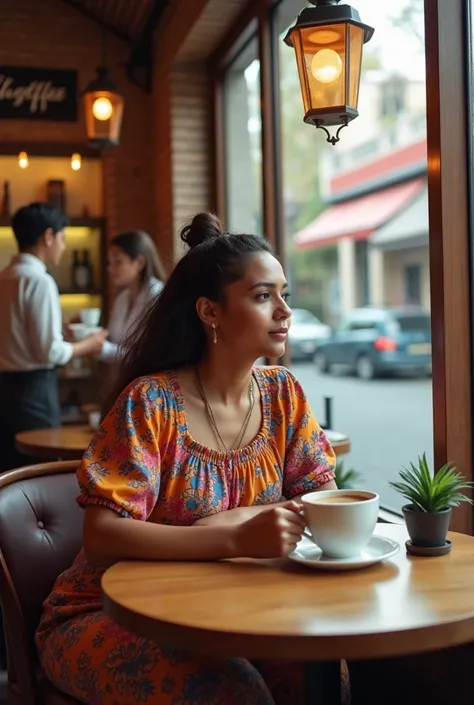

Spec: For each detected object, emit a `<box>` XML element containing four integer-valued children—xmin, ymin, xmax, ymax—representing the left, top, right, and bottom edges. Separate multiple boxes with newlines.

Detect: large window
<box><xmin>216</xmin><ymin>0</ymin><xmax>472</xmax><ymax>530</ymax></box>
<box><xmin>223</xmin><ymin>38</ymin><xmax>263</xmax><ymax>235</ymax></box>
<box><xmin>276</xmin><ymin>0</ymin><xmax>431</xmax><ymax>513</ymax></box>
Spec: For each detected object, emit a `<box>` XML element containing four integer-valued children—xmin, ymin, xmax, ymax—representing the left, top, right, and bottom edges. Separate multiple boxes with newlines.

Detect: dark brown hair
<box><xmin>103</xmin><ymin>212</ymin><xmax>273</xmax><ymax>414</ymax></box>
<box><xmin>111</xmin><ymin>230</ymin><xmax>166</xmax><ymax>285</ymax></box>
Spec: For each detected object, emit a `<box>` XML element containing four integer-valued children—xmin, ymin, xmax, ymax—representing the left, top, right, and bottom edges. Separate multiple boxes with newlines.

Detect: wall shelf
<box><xmin>59</xmin><ymin>288</ymin><xmax>102</xmax><ymax>296</ymax></box>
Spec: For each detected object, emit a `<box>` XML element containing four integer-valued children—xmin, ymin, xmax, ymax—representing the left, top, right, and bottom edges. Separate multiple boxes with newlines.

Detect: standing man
<box><xmin>0</xmin><ymin>202</ymin><xmax>107</xmax><ymax>472</ymax></box>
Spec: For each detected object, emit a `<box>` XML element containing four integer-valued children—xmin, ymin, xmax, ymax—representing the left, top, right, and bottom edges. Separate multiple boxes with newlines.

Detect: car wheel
<box><xmin>314</xmin><ymin>351</ymin><xmax>330</xmax><ymax>374</ymax></box>
<box><xmin>356</xmin><ymin>354</ymin><xmax>375</xmax><ymax>380</ymax></box>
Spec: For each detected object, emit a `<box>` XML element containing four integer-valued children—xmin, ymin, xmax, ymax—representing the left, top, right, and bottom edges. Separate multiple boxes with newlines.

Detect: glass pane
<box><xmin>393</xmin><ymin>313</ymin><xmax>431</xmax><ymax>332</ymax></box>
<box><xmin>299</xmin><ymin>24</ymin><xmax>346</xmax><ymax>111</ymax></box>
<box><xmin>348</xmin><ymin>24</ymin><xmax>364</xmax><ymax>108</ymax></box>
<box><xmin>223</xmin><ymin>38</ymin><xmax>263</xmax><ymax>235</ymax></box>
<box><xmin>277</xmin><ymin>0</ymin><xmax>431</xmax><ymax>514</ymax></box>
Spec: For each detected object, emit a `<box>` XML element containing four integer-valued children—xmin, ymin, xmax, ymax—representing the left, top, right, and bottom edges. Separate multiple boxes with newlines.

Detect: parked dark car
<box><xmin>314</xmin><ymin>307</ymin><xmax>431</xmax><ymax>380</ymax></box>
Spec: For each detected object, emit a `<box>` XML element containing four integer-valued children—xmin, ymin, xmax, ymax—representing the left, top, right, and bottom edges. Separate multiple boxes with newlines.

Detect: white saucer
<box><xmin>289</xmin><ymin>534</ymin><xmax>400</xmax><ymax>571</ymax></box>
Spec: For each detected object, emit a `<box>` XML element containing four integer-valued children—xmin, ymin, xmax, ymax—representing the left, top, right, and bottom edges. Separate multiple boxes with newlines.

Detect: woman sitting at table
<box><xmin>99</xmin><ymin>229</ymin><xmax>166</xmax><ymax>362</ymax></box>
<box><xmin>36</xmin><ymin>213</ymin><xmax>349</xmax><ymax>704</ymax></box>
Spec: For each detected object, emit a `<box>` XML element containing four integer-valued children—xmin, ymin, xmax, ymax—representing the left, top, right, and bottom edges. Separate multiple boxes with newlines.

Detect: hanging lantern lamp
<box><xmin>82</xmin><ymin>28</ymin><xmax>124</xmax><ymax>149</ymax></box>
<box><xmin>284</xmin><ymin>0</ymin><xmax>374</xmax><ymax>145</ymax></box>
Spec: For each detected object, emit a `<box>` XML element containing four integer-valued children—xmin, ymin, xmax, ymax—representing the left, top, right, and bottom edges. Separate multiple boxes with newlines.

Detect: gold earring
<box><xmin>212</xmin><ymin>323</ymin><xmax>218</xmax><ymax>344</ymax></box>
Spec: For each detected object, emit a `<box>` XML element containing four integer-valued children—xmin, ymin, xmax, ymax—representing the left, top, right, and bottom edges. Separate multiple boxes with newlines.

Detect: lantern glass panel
<box><xmin>348</xmin><ymin>24</ymin><xmax>364</xmax><ymax>109</ymax></box>
<box><xmin>83</xmin><ymin>90</ymin><xmax>124</xmax><ymax>146</ymax></box>
<box><xmin>297</xmin><ymin>23</ymin><xmax>347</xmax><ymax>112</ymax></box>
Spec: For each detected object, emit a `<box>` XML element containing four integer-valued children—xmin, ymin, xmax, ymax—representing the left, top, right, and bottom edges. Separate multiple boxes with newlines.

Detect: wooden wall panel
<box><xmin>170</xmin><ymin>64</ymin><xmax>212</xmax><ymax>256</ymax></box>
<box><xmin>153</xmin><ymin>0</ymin><xmax>243</xmax><ymax>263</ymax></box>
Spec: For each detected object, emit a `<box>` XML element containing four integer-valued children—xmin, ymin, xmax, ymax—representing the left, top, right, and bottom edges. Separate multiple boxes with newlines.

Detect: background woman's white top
<box><xmin>99</xmin><ymin>277</ymin><xmax>163</xmax><ymax>363</ymax></box>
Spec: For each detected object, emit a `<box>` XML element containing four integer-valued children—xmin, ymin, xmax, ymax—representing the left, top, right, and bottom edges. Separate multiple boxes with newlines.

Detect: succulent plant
<box><xmin>389</xmin><ymin>453</ymin><xmax>474</xmax><ymax>513</ymax></box>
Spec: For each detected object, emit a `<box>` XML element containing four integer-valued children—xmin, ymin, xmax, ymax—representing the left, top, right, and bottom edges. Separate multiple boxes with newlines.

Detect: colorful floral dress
<box><xmin>36</xmin><ymin>366</ymin><xmax>349</xmax><ymax>704</ymax></box>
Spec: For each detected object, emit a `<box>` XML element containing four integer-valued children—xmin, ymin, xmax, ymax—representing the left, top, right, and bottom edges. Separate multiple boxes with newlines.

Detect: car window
<box><xmin>335</xmin><ymin>319</ymin><xmax>351</xmax><ymax>332</ymax></box>
<box><xmin>393</xmin><ymin>314</ymin><xmax>431</xmax><ymax>332</ymax></box>
<box><xmin>348</xmin><ymin>321</ymin><xmax>379</xmax><ymax>331</ymax></box>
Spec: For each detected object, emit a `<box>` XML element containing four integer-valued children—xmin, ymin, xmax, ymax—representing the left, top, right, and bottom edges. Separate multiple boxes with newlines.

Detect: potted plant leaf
<box><xmin>335</xmin><ymin>460</ymin><xmax>362</xmax><ymax>490</ymax></box>
<box><xmin>389</xmin><ymin>453</ymin><xmax>474</xmax><ymax>555</ymax></box>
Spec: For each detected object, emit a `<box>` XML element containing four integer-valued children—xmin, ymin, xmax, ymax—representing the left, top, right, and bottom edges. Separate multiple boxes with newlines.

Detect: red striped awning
<box><xmin>294</xmin><ymin>178</ymin><xmax>425</xmax><ymax>250</ymax></box>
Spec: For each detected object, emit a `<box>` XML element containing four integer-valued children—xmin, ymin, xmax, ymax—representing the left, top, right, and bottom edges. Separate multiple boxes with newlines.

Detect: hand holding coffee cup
<box><xmin>301</xmin><ymin>490</ymin><xmax>379</xmax><ymax>559</ymax></box>
<box><xmin>79</xmin><ymin>308</ymin><xmax>101</xmax><ymax>327</ymax></box>
<box><xmin>235</xmin><ymin>500</ymin><xmax>306</xmax><ymax>558</ymax></box>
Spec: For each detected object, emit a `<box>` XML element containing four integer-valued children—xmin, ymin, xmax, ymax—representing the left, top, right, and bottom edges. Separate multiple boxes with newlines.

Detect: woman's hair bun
<box><xmin>180</xmin><ymin>212</ymin><xmax>223</xmax><ymax>250</ymax></box>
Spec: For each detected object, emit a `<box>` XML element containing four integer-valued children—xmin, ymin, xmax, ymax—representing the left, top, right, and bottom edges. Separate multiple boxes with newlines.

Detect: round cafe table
<box><xmin>102</xmin><ymin>524</ymin><xmax>474</xmax><ymax>704</ymax></box>
<box><xmin>15</xmin><ymin>425</ymin><xmax>350</xmax><ymax>461</ymax></box>
<box><xmin>325</xmin><ymin>430</ymin><xmax>350</xmax><ymax>456</ymax></box>
<box><xmin>15</xmin><ymin>424</ymin><xmax>92</xmax><ymax>461</ymax></box>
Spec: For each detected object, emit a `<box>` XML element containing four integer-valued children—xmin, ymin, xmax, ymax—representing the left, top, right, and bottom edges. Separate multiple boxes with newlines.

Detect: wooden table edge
<box><xmin>14</xmin><ymin>435</ymin><xmax>84</xmax><ymax>460</ymax></box>
<box><xmin>332</xmin><ymin>439</ymin><xmax>350</xmax><ymax>456</ymax></box>
<box><xmin>102</xmin><ymin>571</ymin><xmax>474</xmax><ymax>662</ymax></box>
<box><xmin>15</xmin><ymin>439</ymin><xmax>83</xmax><ymax>460</ymax></box>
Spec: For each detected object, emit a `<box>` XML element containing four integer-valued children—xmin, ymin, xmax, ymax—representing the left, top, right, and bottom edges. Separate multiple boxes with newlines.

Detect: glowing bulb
<box><xmin>18</xmin><ymin>151</ymin><xmax>29</xmax><ymax>169</ymax></box>
<box><xmin>311</xmin><ymin>49</ymin><xmax>343</xmax><ymax>83</ymax></box>
<box><xmin>71</xmin><ymin>153</ymin><xmax>82</xmax><ymax>171</ymax></box>
<box><xmin>92</xmin><ymin>96</ymin><xmax>113</xmax><ymax>121</ymax></box>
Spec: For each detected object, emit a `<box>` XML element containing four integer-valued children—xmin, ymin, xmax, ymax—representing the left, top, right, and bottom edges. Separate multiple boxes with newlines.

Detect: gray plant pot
<box><xmin>402</xmin><ymin>505</ymin><xmax>452</xmax><ymax>547</ymax></box>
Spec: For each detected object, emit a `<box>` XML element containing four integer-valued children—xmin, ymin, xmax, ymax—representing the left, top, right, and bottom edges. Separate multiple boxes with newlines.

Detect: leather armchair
<box><xmin>0</xmin><ymin>461</ymin><xmax>83</xmax><ymax>705</ymax></box>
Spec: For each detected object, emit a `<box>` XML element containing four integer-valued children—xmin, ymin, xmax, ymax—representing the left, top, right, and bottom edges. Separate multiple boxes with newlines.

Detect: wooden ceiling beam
<box><xmin>127</xmin><ymin>0</ymin><xmax>152</xmax><ymax>36</ymax></box>
<box><xmin>60</xmin><ymin>0</ymin><xmax>133</xmax><ymax>43</ymax></box>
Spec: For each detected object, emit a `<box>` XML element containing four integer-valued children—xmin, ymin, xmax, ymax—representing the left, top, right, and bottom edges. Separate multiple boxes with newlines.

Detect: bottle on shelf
<box><xmin>82</xmin><ymin>249</ymin><xmax>94</xmax><ymax>289</ymax></box>
<box><xmin>71</xmin><ymin>249</ymin><xmax>89</xmax><ymax>290</ymax></box>
<box><xmin>1</xmin><ymin>181</ymin><xmax>11</xmax><ymax>217</ymax></box>
<box><xmin>47</xmin><ymin>179</ymin><xmax>66</xmax><ymax>213</ymax></box>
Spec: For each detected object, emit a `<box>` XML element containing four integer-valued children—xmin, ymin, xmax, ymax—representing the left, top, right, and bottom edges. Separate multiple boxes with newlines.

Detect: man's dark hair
<box><xmin>11</xmin><ymin>202</ymin><xmax>68</xmax><ymax>250</ymax></box>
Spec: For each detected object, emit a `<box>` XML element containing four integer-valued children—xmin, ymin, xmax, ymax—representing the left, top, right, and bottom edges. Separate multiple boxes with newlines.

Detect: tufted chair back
<box><xmin>0</xmin><ymin>461</ymin><xmax>83</xmax><ymax>705</ymax></box>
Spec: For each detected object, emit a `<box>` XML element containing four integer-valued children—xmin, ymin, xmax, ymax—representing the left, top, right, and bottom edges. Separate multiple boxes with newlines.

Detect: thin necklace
<box><xmin>195</xmin><ymin>368</ymin><xmax>255</xmax><ymax>451</ymax></box>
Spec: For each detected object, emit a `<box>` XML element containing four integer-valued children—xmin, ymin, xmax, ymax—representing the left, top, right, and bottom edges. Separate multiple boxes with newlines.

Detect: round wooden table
<box><xmin>325</xmin><ymin>430</ymin><xmax>350</xmax><ymax>456</ymax></box>
<box><xmin>102</xmin><ymin>524</ymin><xmax>474</xmax><ymax>663</ymax></box>
<box><xmin>15</xmin><ymin>424</ymin><xmax>93</xmax><ymax>460</ymax></box>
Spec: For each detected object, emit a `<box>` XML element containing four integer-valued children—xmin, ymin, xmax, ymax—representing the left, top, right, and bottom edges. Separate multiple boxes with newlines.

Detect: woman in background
<box><xmin>99</xmin><ymin>230</ymin><xmax>166</xmax><ymax>362</ymax></box>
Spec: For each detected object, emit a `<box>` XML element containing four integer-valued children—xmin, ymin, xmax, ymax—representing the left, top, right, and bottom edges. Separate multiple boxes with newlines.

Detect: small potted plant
<box><xmin>389</xmin><ymin>453</ymin><xmax>474</xmax><ymax>555</ymax></box>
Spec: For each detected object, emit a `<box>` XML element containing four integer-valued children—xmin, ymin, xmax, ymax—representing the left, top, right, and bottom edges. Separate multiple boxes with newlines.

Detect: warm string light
<box><xmin>71</xmin><ymin>153</ymin><xmax>82</xmax><ymax>171</ymax></box>
<box><xmin>18</xmin><ymin>151</ymin><xmax>29</xmax><ymax>169</ymax></box>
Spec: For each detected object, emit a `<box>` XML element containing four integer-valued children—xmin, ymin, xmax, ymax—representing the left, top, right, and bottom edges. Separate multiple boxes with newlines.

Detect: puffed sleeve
<box><xmin>282</xmin><ymin>370</ymin><xmax>336</xmax><ymax>498</ymax></box>
<box><xmin>77</xmin><ymin>377</ymin><xmax>165</xmax><ymax>520</ymax></box>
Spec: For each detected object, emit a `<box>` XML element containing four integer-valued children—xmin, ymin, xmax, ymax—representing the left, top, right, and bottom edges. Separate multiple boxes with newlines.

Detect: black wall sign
<box><xmin>0</xmin><ymin>66</ymin><xmax>78</xmax><ymax>122</ymax></box>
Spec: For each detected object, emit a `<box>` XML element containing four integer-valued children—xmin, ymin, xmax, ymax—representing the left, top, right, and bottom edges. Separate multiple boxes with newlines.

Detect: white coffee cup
<box><xmin>69</xmin><ymin>323</ymin><xmax>88</xmax><ymax>341</ymax></box>
<box><xmin>69</xmin><ymin>323</ymin><xmax>102</xmax><ymax>341</ymax></box>
<box><xmin>79</xmin><ymin>308</ymin><xmax>101</xmax><ymax>327</ymax></box>
<box><xmin>301</xmin><ymin>489</ymin><xmax>379</xmax><ymax>559</ymax></box>
<box><xmin>88</xmin><ymin>410</ymin><xmax>101</xmax><ymax>430</ymax></box>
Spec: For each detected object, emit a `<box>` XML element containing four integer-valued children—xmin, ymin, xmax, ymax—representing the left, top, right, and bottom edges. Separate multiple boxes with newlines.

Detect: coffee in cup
<box><xmin>314</xmin><ymin>494</ymin><xmax>369</xmax><ymax>504</ymax></box>
<box><xmin>301</xmin><ymin>489</ymin><xmax>379</xmax><ymax>559</ymax></box>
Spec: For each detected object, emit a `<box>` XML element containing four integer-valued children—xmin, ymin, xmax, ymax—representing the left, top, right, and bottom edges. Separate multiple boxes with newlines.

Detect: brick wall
<box><xmin>0</xmin><ymin>0</ymin><xmax>154</xmax><ymax>244</ymax></box>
